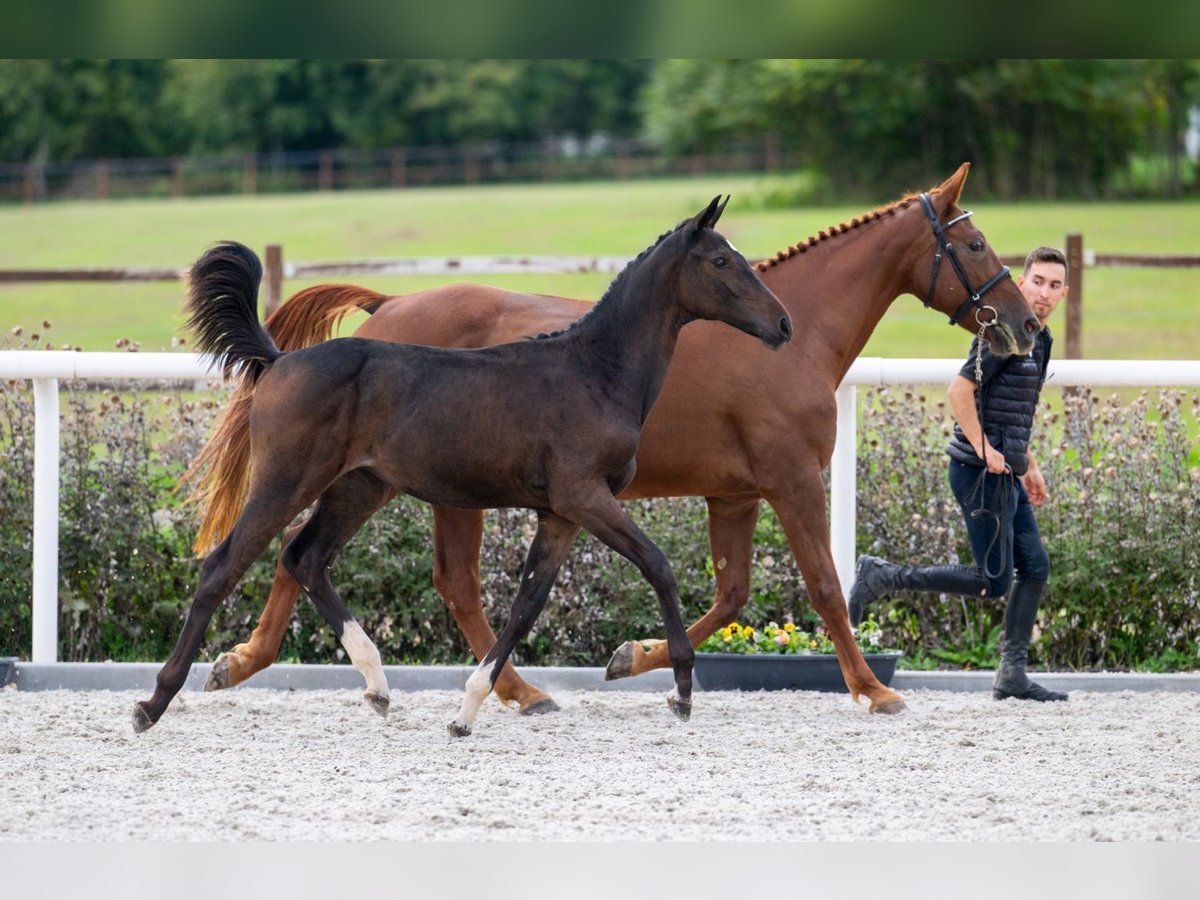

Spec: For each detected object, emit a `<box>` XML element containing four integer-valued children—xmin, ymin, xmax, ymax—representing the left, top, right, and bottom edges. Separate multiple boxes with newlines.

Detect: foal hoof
<box><xmin>447</xmin><ymin>721</ymin><xmax>472</xmax><ymax>738</ymax></box>
<box><xmin>131</xmin><ymin>702</ymin><xmax>155</xmax><ymax>734</ymax></box>
<box><xmin>204</xmin><ymin>654</ymin><xmax>232</xmax><ymax>692</ymax></box>
<box><xmin>364</xmin><ymin>690</ymin><xmax>390</xmax><ymax>718</ymax></box>
<box><xmin>519</xmin><ymin>696</ymin><xmax>560</xmax><ymax>716</ymax></box>
<box><xmin>605</xmin><ymin>642</ymin><xmax>635</xmax><ymax>681</ymax></box>
<box><xmin>667</xmin><ymin>695</ymin><xmax>692</xmax><ymax>722</ymax></box>
<box><xmin>869</xmin><ymin>697</ymin><xmax>908</xmax><ymax>716</ymax></box>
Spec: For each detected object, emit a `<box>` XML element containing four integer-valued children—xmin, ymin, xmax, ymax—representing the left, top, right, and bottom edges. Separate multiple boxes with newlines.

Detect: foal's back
<box><xmin>253</xmin><ymin>333</ymin><xmax>640</xmax><ymax>510</ymax></box>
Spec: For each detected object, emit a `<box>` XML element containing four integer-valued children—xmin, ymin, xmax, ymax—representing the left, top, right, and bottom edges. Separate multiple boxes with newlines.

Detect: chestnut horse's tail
<box><xmin>182</xmin><ymin>276</ymin><xmax>390</xmax><ymax>556</ymax></box>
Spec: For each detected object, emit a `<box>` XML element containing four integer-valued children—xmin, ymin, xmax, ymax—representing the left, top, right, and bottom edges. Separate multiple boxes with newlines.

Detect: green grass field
<box><xmin>1</xmin><ymin>173</ymin><xmax>1198</xmax><ymax>358</ymax></box>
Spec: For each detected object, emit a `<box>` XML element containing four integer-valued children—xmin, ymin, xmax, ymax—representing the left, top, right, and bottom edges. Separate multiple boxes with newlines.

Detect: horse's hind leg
<box><xmin>134</xmin><ymin>494</ymin><xmax>308</xmax><ymax>732</ymax></box>
<box><xmin>433</xmin><ymin>506</ymin><xmax>559</xmax><ymax>715</ymax></box>
<box><xmin>207</xmin><ymin>482</ymin><xmax>396</xmax><ymax>692</ymax></box>
<box><xmin>606</xmin><ymin>495</ymin><xmax>760</xmax><ymax>680</ymax></box>
<box><xmin>280</xmin><ymin>470</ymin><xmax>396</xmax><ymax>716</ymax></box>
<box><xmin>449</xmin><ymin>512</ymin><xmax>580</xmax><ymax>737</ymax></box>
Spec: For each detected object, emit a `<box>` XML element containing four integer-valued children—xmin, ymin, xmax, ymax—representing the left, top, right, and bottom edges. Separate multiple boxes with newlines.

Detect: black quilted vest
<box><xmin>946</xmin><ymin>327</ymin><xmax>1052</xmax><ymax>476</ymax></box>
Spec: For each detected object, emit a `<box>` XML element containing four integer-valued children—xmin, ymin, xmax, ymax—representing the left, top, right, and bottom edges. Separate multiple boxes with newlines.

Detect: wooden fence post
<box><xmin>1065</xmin><ymin>232</ymin><xmax>1083</xmax><ymax>358</ymax></box>
<box><xmin>95</xmin><ymin>161</ymin><xmax>109</xmax><ymax>200</ymax></box>
<box><xmin>264</xmin><ymin>244</ymin><xmax>283</xmax><ymax>318</ymax></box>
<box><xmin>391</xmin><ymin>148</ymin><xmax>407</xmax><ymax>188</ymax></box>
<box><xmin>243</xmin><ymin>154</ymin><xmax>257</xmax><ymax>195</ymax></box>
<box><xmin>171</xmin><ymin>158</ymin><xmax>184</xmax><ymax>198</ymax></box>
<box><xmin>318</xmin><ymin>151</ymin><xmax>334</xmax><ymax>191</ymax></box>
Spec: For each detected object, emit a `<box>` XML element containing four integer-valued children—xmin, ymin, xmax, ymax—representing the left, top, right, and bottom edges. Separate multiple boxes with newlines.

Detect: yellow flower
<box><xmin>783</xmin><ymin>622</ymin><xmax>795</xmax><ymax>632</ymax></box>
<box><xmin>810</xmin><ymin>639</ymin><xmax>818</xmax><ymax>649</ymax></box>
<box><xmin>744</xmin><ymin>627</ymin><xmax>755</xmax><ymax>638</ymax></box>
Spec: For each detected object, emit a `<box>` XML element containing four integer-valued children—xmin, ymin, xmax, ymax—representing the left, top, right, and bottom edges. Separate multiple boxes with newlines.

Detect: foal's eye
<box><xmin>712</xmin><ymin>256</ymin><xmax>727</xmax><ymax>269</ymax></box>
<box><xmin>969</xmin><ymin>239</ymin><xmax>984</xmax><ymax>252</ymax></box>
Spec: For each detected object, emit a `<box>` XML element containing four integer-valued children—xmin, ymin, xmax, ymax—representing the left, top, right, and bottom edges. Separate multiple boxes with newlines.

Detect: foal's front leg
<box><xmin>570</xmin><ymin>493</ymin><xmax>695</xmax><ymax>721</ymax></box>
<box><xmin>448</xmin><ymin>513</ymin><xmax>580</xmax><ymax>737</ymax></box>
<box><xmin>606</xmin><ymin>495</ymin><xmax>760</xmax><ymax>680</ymax></box>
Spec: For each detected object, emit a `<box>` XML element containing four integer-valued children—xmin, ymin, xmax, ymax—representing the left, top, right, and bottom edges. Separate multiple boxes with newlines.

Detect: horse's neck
<box><xmin>762</xmin><ymin>209</ymin><xmax>922</xmax><ymax>383</ymax></box>
<box><xmin>567</xmin><ymin>262</ymin><xmax>683</xmax><ymax>421</ymax></box>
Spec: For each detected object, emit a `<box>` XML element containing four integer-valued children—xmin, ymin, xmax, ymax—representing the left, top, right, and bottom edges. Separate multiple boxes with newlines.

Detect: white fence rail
<box><xmin>2</xmin><ymin>351</ymin><xmax>1199</xmax><ymax>663</ymax></box>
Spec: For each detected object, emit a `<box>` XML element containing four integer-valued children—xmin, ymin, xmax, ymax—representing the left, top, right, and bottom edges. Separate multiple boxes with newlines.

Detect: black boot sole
<box><xmin>992</xmin><ymin>684</ymin><xmax>1068</xmax><ymax>702</ymax></box>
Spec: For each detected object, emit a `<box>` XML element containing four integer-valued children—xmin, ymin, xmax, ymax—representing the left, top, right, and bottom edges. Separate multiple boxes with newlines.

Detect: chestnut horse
<box><xmin>136</xmin><ymin>198</ymin><xmax>791</xmax><ymax>734</ymax></box>
<box><xmin>190</xmin><ymin>163</ymin><xmax>1038</xmax><ymax>716</ymax></box>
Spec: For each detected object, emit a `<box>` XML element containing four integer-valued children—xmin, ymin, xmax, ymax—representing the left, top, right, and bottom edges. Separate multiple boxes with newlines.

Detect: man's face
<box><xmin>1018</xmin><ymin>261</ymin><xmax>1068</xmax><ymax>326</ymax></box>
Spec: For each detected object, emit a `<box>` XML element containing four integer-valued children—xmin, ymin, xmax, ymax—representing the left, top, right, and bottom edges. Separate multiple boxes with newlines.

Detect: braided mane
<box><xmin>755</xmin><ymin>189</ymin><xmax>932</xmax><ymax>272</ymax></box>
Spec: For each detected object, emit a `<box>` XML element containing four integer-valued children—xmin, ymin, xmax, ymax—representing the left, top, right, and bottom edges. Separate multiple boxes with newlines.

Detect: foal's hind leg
<box><xmin>133</xmin><ymin>494</ymin><xmax>311</xmax><ymax>732</ymax></box>
<box><xmin>206</xmin><ymin>481</ymin><xmax>396</xmax><ymax>692</ymax></box>
<box><xmin>449</xmin><ymin>512</ymin><xmax>580</xmax><ymax>737</ymax></box>
<box><xmin>607</xmin><ymin>495</ymin><xmax>760</xmax><ymax>680</ymax></box>
<box><xmin>280</xmin><ymin>470</ymin><xmax>396</xmax><ymax>716</ymax></box>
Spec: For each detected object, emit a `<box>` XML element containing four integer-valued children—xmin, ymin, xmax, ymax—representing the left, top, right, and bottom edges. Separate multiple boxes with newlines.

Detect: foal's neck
<box><xmin>566</xmin><ymin>253</ymin><xmax>686</xmax><ymax>423</ymax></box>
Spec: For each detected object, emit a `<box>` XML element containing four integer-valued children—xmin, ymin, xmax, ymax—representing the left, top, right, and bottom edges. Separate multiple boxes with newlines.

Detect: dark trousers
<box><xmin>947</xmin><ymin>459</ymin><xmax>1051</xmax><ymax>598</ymax></box>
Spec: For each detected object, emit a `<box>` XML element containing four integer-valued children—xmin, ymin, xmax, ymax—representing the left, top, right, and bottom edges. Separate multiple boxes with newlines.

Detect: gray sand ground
<box><xmin>2</xmin><ymin>684</ymin><xmax>1197</xmax><ymax>841</ymax></box>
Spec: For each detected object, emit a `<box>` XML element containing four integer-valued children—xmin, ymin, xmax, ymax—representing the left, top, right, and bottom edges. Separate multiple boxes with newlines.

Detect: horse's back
<box><xmin>357</xmin><ymin>283</ymin><xmax>588</xmax><ymax>349</ymax></box>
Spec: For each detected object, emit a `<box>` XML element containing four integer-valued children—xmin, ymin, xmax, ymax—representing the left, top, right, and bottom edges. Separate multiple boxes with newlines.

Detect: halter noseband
<box><xmin>919</xmin><ymin>192</ymin><xmax>1012</xmax><ymax>326</ymax></box>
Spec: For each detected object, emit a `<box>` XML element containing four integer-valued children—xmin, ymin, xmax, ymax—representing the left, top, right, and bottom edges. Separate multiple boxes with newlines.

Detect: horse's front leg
<box><xmin>449</xmin><ymin>513</ymin><xmax>580</xmax><ymax>737</ymax></box>
<box><xmin>763</xmin><ymin>468</ymin><xmax>907</xmax><ymax>715</ymax></box>
<box><xmin>605</xmin><ymin>495</ymin><xmax>760</xmax><ymax>680</ymax></box>
<box><xmin>432</xmin><ymin>506</ymin><xmax>559</xmax><ymax>715</ymax></box>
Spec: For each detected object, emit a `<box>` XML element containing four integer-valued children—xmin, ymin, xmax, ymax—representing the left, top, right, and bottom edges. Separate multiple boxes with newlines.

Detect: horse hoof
<box><xmin>605</xmin><ymin>642</ymin><xmax>635</xmax><ymax>681</ymax></box>
<box><xmin>870</xmin><ymin>697</ymin><xmax>908</xmax><ymax>715</ymax></box>
<box><xmin>204</xmin><ymin>654</ymin><xmax>232</xmax><ymax>692</ymax></box>
<box><xmin>519</xmin><ymin>696</ymin><xmax>560</xmax><ymax>716</ymax></box>
<box><xmin>667</xmin><ymin>695</ymin><xmax>692</xmax><ymax>722</ymax></box>
<box><xmin>131</xmin><ymin>702</ymin><xmax>155</xmax><ymax>734</ymax></box>
<box><xmin>447</xmin><ymin>721</ymin><xmax>472</xmax><ymax>738</ymax></box>
<box><xmin>364</xmin><ymin>690</ymin><xmax>390</xmax><ymax>717</ymax></box>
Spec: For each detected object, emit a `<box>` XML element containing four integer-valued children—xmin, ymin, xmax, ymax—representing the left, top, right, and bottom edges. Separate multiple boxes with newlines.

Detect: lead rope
<box><xmin>965</xmin><ymin>308</ymin><xmax>1012</xmax><ymax>584</ymax></box>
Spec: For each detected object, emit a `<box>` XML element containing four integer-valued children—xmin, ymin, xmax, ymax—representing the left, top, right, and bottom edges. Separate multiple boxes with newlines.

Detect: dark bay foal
<box><xmin>134</xmin><ymin>197</ymin><xmax>791</xmax><ymax>734</ymax></box>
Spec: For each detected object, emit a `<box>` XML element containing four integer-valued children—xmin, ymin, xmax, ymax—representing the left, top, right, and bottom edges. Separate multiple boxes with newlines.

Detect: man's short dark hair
<box><xmin>1024</xmin><ymin>246</ymin><xmax>1068</xmax><ymax>281</ymax></box>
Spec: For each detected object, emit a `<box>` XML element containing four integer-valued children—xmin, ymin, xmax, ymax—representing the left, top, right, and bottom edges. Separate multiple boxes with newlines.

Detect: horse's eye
<box><xmin>969</xmin><ymin>240</ymin><xmax>984</xmax><ymax>252</ymax></box>
<box><xmin>713</xmin><ymin>256</ymin><xmax>727</xmax><ymax>269</ymax></box>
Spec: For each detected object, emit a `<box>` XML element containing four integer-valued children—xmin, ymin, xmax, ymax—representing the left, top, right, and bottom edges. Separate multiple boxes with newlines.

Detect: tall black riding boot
<box><xmin>847</xmin><ymin>554</ymin><xmax>990</xmax><ymax>627</ymax></box>
<box><xmin>992</xmin><ymin>579</ymin><xmax>1067</xmax><ymax>702</ymax></box>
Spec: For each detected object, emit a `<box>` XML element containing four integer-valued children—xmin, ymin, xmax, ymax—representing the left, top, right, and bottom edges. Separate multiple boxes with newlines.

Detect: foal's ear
<box><xmin>689</xmin><ymin>195</ymin><xmax>726</xmax><ymax>234</ymax></box>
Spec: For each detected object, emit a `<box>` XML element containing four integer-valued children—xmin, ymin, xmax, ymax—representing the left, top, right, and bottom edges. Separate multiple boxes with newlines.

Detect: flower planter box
<box><xmin>693</xmin><ymin>651</ymin><xmax>902</xmax><ymax>692</ymax></box>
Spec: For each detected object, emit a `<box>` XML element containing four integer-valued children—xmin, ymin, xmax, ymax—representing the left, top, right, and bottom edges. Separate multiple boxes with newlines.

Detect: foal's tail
<box><xmin>181</xmin><ymin>263</ymin><xmax>390</xmax><ymax>555</ymax></box>
<box><xmin>185</xmin><ymin>241</ymin><xmax>281</xmax><ymax>383</ymax></box>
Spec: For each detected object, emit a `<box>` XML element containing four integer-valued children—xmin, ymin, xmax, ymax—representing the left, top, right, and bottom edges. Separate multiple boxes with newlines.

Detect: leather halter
<box><xmin>919</xmin><ymin>192</ymin><xmax>1012</xmax><ymax>326</ymax></box>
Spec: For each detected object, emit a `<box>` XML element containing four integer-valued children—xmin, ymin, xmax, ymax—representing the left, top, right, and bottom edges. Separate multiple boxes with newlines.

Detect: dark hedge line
<box><xmin>1</xmin><ymin>367</ymin><xmax>1197</xmax><ymax>672</ymax></box>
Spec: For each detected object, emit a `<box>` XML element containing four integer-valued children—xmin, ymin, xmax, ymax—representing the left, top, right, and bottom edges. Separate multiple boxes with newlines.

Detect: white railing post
<box><xmin>31</xmin><ymin>377</ymin><xmax>60</xmax><ymax>663</ymax></box>
<box><xmin>831</xmin><ymin>381</ymin><xmax>857</xmax><ymax>600</ymax></box>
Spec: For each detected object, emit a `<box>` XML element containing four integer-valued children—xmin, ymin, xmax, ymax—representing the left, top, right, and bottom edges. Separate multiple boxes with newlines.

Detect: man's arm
<box><xmin>948</xmin><ymin>374</ymin><xmax>1008</xmax><ymax>474</ymax></box>
<box><xmin>1023</xmin><ymin>450</ymin><xmax>1048</xmax><ymax>505</ymax></box>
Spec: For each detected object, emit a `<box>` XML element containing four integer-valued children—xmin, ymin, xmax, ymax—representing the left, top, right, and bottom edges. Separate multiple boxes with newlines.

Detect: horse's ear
<box><xmin>936</xmin><ymin>162</ymin><xmax>970</xmax><ymax>207</ymax></box>
<box><xmin>689</xmin><ymin>195</ymin><xmax>724</xmax><ymax>234</ymax></box>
